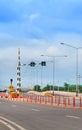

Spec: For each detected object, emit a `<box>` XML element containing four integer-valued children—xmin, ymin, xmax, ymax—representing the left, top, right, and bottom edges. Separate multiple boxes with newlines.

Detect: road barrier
<box><xmin>0</xmin><ymin>92</ymin><xmax>82</xmax><ymax>108</ymax></box>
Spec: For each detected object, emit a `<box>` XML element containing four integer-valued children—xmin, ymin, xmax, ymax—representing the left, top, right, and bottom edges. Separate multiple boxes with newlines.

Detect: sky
<box><xmin>0</xmin><ymin>0</ymin><xmax>82</xmax><ymax>89</ymax></box>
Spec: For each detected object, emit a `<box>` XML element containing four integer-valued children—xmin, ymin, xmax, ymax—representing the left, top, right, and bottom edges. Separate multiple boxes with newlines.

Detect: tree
<box><xmin>79</xmin><ymin>85</ymin><xmax>82</xmax><ymax>93</ymax></box>
<box><xmin>33</xmin><ymin>85</ymin><xmax>41</xmax><ymax>92</ymax></box>
<box><xmin>41</xmin><ymin>84</ymin><xmax>56</xmax><ymax>91</ymax></box>
<box><xmin>64</xmin><ymin>82</ymin><xmax>69</xmax><ymax>91</ymax></box>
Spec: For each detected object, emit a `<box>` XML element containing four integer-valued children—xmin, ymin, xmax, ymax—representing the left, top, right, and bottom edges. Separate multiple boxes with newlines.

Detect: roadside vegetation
<box><xmin>0</xmin><ymin>83</ymin><xmax>82</xmax><ymax>93</ymax></box>
<box><xmin>33</xmin><ymin>83</ymin><xmax>82</xmax><ymax>93</ymax></box>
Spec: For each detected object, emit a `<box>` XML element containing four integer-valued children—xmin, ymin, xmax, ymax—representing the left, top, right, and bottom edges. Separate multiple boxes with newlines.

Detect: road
<box><xmin>0</xmin><ymin>99</ymin><xmax>82</xmax><ymax>130</ymax></box>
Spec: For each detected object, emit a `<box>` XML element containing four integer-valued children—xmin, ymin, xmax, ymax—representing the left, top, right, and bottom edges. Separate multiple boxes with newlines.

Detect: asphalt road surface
<box><xmin>0</xmin><ymin>99</ymin><xmax>82</xmax><ymax>130</ymax></box>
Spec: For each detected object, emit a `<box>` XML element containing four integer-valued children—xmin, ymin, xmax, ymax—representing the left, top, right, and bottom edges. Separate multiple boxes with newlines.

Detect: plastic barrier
<box><xmin>1</xmin><ymin>92</ymin><xmax>82</xmax><ymax>109</ymax></box>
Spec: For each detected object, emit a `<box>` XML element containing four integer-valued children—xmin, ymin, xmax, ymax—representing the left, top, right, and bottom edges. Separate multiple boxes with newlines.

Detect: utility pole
<box><xmin>17</xmin><ymin>48</ymin><xmax>21</xmax><ymax>92</ymax></box>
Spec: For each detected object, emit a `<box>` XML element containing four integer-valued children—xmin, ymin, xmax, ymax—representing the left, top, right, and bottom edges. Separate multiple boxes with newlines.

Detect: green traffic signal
<box><xmin>29</xmin><ymin>61</ymin><xmax>36</xmax><ymax>67</ymax></box>
<box><xmin>41</xmin><ymin>61</ymin><xmax>46</xmax><ymax>66</ymax></box>
<box><xmin>29</xmin><ymin>61</ymin><xmax>46</xmax><ymax>67</ymax></box>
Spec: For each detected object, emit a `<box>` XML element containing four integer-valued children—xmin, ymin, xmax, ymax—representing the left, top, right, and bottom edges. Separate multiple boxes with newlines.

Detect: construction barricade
<box><xmin>0</xmin><ymin>92</ymin><xmax>82</xmax><ymax>109</ymax></box>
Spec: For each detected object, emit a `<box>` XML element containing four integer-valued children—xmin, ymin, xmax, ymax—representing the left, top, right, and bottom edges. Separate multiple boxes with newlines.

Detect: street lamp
<box><xmin>60</xmin><ymin>42</ymin><xmax>82</xmax><ymax>96</ymax></box>
<box><xmin>41</xmin><ymin>54</ymin><xmax>67</xmax><ymax>95</ymax></box>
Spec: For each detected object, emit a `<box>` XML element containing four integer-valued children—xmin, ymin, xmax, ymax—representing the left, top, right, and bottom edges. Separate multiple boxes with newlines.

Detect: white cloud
<box><xmin>29</xmin><ymin>13</ymin><xmax>40</xmax><ymax>22</ymax></box>
<box><xmin>46</xmin><ymin>46</ymin><xmax>62</xmax><ymax>56</ymax></box>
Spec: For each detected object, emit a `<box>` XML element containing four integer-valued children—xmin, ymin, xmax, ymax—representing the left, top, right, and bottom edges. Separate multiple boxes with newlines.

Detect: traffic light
<box><xmin>41</xmin><ymin>61</ymin><xmax>46</xmax><ymax>66</ymax></box>
<box><xmin>29</xmin><ymin>61</ymin><xmax>36</xmax><ymax>67</ymax></box>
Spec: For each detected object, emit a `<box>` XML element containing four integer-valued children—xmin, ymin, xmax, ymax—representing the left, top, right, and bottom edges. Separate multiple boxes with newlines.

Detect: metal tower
<box><xmin>17</xmin><ymin>48</ymin><xmax>21</xmax><ymax>92</ymax></box>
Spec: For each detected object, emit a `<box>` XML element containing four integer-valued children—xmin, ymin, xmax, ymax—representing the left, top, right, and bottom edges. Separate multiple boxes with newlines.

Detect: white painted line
<box><xmin>32</xmin><ymin>109</ymin><xmax>40</xmax><ymax>112</ymax></box>
<box><xmin>0</xmin><ymin>116</ymin><xmax>27</xmax><ymax>130</ymax></box>
<box><xmin>0</xmin><ymin>120</ymin><xmax>16</xmax><ymax>130</ymax></box>
<box><xmin>66</xmin><ymin>115</ymin><xmax>80</xmax><ymax>119</ymax></box>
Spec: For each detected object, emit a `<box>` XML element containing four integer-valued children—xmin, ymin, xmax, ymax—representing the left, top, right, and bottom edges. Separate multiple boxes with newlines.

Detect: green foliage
<box><xmin>64</xmin><ymin>82</ymin><xmax>70</xmax><ymax>91</ymax></box>
<box><xmin>64</xmin><ymin>82</ymin><xmax>82</xmax><ymax>92</ymax></box>
<box><xmin>42</xmin><ymin>84</ymin><xmax>53</xmax><ymax>91</ymax></box>
<box><xmin>0</xmin><ymin>89</ymin><xmax>7</xmax><ymax>92</ymax></box>
<box><xmin>79</xmin><ymin>85</ymin><xmax>82</xmax><ymax>93</ymax></box>
<box><xmin>33</xmin><ymin>85</ymin><xmax>41</xmax><ymax>92</ymax></box>
<box><xmin>59</xmin><ymin>87</ymin><xmax>64</xmax><ymax>91</ymax></box>
<box><xmin>41</xmin><ymin>84</ymin><xmax>64</xmax><ymax>91</ymax></box>
<box><xmin>69</xmin><ymin>84</ymin><xmax>76</xmax><ymax>92</ymax></box>
<box><xmin>33</xmin><ymin>83</ymin><xmax>82</xmax><ymax>93</ymax></box>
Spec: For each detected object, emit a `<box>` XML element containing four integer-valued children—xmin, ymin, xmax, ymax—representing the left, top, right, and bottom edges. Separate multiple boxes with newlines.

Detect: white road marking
<box><xmin>66</xmin><ymin>115</ymin><xmax>80</xmax><ymax>119</ymax></box>
<box><xmin>32</xmin><ymin>109</ymin><xmax>40</xmax><ymax>112</ymax></box>
<box><xmin>0</xmin><ymin>120</ymin><xmax>16</xmax><ymax>130</ymax></box>
<box><xmin>0</xmin><ymin>116</ymin><xmax>27</xmax><ymax>130</ymax></box>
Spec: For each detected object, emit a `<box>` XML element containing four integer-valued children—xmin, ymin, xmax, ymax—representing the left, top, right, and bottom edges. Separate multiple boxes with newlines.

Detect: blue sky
<box><xmin>0</xmin><ymin>0</ymin><xmax>82</xmax><ymax>89</ymax></box>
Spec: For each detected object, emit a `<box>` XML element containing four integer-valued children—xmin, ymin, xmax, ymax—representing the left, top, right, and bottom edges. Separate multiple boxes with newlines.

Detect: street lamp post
<box><xmin>41</xmin><ymin>55</ymin><xmax>67</xmax><ymax>95</ymax></box>
<box><xmin>60</xmin><ymin>43</ymin><xmax>82</xmax><ymax>96</ymax></box>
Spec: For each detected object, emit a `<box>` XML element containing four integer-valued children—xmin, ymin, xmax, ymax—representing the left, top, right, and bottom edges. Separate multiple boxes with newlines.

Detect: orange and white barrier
<box><xmin>0</xmin><ymin>92</ymin><xmax>82</xmax><ymax>108</ymax></box>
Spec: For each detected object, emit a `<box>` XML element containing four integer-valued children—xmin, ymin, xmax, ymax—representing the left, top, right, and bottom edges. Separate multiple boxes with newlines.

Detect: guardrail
<box><xmin>0</xmin><ymin>92</ymin><xmax>82</xmax><ymax>108</ymax></box>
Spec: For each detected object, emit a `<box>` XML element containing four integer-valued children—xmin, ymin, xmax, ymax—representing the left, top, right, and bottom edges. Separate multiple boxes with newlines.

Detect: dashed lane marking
<box><xmin>32</xmin><ymin>109</ymin><xmax>40</xmax><ymax>112</ymax></box>
<box><xmin>66</xmin><ymin>115</ymin><xmax>80</xmax><ymax>119</ymax></box>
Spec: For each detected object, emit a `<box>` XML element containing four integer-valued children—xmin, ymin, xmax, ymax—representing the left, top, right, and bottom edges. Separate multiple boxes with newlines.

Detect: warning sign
<box><xmin>8</xmin><ymin>85</ymin><xmax>14</xmax><ymax>92</ymax></box>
